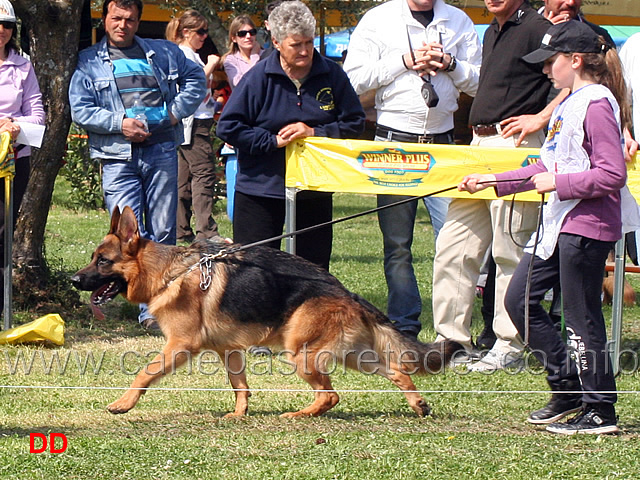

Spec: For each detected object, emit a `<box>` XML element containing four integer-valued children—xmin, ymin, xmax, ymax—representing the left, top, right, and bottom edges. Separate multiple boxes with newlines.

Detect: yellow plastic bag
<box><xmin>0</xmin><ymin>314</ymin><xmax>65</xmax><ymax>346</ymax></box>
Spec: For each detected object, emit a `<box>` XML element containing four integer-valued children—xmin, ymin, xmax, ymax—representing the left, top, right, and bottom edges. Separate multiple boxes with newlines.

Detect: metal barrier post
<box><xmin>285</xmin><ymin>187</ymin><xmax>297</xmax><ymax>255</ymax></box>
<box><xmin>3</xmin><ymin>174</ymin><xmax>12</xmax><ymax>330</ymax></box>
<box><xmin>609</xmin><ymin>236</ymin><xmax>626</xmax><ymax>376</ymax></box>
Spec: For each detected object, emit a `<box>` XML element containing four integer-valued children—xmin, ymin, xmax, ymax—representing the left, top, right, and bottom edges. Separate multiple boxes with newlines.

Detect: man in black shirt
<box><xmin>540</xmin><ymin>0</ymin><xmax>614</xmax><ymax>47</ymax></box>
<box><xmin>432</xmin><ymin>0</ymin><xmax>551</xmax><ymax>372</ymax></box>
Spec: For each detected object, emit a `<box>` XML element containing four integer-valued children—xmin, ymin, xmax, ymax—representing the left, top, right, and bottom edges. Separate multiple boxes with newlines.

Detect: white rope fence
<box><xmin>0</xmin><ymin>384</ymin><xmax>636</xmax><ymax>394</ymax></box>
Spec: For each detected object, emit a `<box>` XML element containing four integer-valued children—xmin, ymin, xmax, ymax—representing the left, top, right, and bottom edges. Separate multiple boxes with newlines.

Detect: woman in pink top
<box><xmin>222</xmin><ymin>15</ymin><xmax>263</xmax><ymax>90</ymax></box>
<box><xmin>0</xmin><ymin>0</ymin><xmax>45</xmax><ymax>313</ymax></box>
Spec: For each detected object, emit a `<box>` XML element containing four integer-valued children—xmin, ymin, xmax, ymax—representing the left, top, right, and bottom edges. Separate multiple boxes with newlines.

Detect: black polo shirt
<box><xmin>469</xmin><ymin>3</ymin><xmax>552</xmax><ymax>126</ymax></box>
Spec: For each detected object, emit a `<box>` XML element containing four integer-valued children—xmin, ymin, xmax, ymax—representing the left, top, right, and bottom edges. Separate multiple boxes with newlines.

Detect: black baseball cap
<box><xmin>523</xmin><ymin>20</ymin><xmax>604</xmax><ymax>64</ymax></box>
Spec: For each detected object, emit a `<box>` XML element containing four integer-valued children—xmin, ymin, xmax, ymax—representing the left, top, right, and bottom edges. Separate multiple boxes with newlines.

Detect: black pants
<box><xmin>505</xmin><ymin>233</ymin><xmax>616</xmax><ymax>404</ymax></box>
<box><xmin>233</xmin><ymin>190</ymin><xmax>333</xmax><ymax>270</ymax></box>
<box><xmin>1</xmin><ymin>156</ymin><xmax>30</xmax><ymax>312</ymax></box>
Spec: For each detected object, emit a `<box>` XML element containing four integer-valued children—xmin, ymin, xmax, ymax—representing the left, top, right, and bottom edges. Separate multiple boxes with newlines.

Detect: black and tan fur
<box><xmin>71</xmin><ymin>206</ymin><xmax>461</xmax><ymax>418</ymax></box>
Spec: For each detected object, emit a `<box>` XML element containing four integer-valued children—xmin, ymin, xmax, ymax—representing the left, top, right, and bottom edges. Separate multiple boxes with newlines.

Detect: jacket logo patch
<box><xmin>316</xmin><ymin>87</ymin><xmax>335</xmax><ymax>111</ymax></box>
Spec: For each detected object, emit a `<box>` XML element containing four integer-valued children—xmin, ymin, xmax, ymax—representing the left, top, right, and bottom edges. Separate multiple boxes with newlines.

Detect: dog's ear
<box><xmin>117</xmin><ymin>206</ymin><xmax>140</xmax><ymax>254</ymax></box>
<box><xmin>109</xmin><ymin>207</ymin><xmax>121</xmax><ymax>234</ymax></box>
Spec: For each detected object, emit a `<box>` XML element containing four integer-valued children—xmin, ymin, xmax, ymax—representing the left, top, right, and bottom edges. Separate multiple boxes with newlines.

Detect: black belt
<box><xmin>194</xmin><ymin>118</ymin><xmax>215</xmax><ymax>127</ymax></box>
<box><xmin>376</xmin><ymin>125</ymin><xmax>454</xmax><ymax>144</ymax></box>
<box><xmin>472</xmin><ymin>123</ymin><xmax>502</xmax><ymax>136</ymax></box>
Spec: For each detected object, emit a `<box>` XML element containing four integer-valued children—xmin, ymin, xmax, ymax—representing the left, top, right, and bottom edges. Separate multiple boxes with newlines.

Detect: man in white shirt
<box><xmin>344</xmin><ymin>0</ymin><xmax>481</xmax><ymax>340</ymax></box>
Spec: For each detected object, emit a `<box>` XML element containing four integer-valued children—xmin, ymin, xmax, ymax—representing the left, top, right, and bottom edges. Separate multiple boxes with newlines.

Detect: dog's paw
<box><xmin>222</xmin><ymin>411</ymin><xmax>247</xmax><ymax>419</ymax></box>
<box><xmin>414</xmin><ymin>399</ymin><xmax>431</xmax><ymax>417</ymax></box>
<box><xmin>106</xmin><ymin>398</ymin><xmax>135</xmax><ymax>414</ymax></box>
<box><xmin>280</xmin><ymin>411</ymin><xmax>312</xmax><ymax>419</ymax></box>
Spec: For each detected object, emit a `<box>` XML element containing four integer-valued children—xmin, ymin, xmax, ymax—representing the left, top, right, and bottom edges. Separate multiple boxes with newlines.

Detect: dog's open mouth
<box><xmin>89</xmin><ymin>280</ymin><xmax>126</xmax><ymax>321</ymax></box>
<box><xmin>90</xmin><ymin>280</ymin><xmax>125</xmax><ymax>306</ymax></box>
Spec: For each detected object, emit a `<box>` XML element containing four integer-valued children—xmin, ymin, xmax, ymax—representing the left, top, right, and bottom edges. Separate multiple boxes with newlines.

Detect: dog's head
<box><xmin>71</xmin><ymin>206</ymin><xmax>141</xmax><ymax>312</ymax></box>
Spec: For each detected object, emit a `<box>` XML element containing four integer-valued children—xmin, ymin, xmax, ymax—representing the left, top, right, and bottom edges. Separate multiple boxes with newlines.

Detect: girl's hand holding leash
<box><xmin>531</xmin><ymin>172</ymin><xmax>556</xmax><ymax>193</ymax></box>
<box><xmin>458</xmin><ymin>173</ymin><xmax>496</xmax><ymax>193</ymax></box>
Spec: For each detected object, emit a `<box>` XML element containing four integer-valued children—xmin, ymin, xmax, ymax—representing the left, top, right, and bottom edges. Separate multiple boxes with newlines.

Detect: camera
<box><xmin>421</xmin><ymin>78</ymin><xmax>439</xmax><ymax>108</ymax></box>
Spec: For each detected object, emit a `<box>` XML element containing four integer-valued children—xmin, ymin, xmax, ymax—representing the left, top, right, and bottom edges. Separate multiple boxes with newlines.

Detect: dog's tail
<box><xmin>355</xmin><ymin>294</ymin><xmax>463</xmax><ymax>374</ymax></box>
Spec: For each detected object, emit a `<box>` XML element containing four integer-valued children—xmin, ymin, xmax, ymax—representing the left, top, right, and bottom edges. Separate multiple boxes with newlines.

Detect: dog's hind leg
<box><xmin>280</xmin><ymin>351</ymin><xmax>339</xmax><ymax>418</ymax></box>
<box><xmin>222</xmin><ymin>349</ymin><xmax>251</xmax><ymax>418</ymax></box>
<box><xmin>107</xmin><ymin>340</ymin><xmax>194</xmax><ymax>414</ymax></box>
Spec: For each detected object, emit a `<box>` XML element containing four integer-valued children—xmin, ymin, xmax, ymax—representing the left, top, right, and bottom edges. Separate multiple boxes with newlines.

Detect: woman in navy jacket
<box><xmin>217</xmin><ymin>1</ymin><xmax>365</xmax><ymax>270</ymax></box>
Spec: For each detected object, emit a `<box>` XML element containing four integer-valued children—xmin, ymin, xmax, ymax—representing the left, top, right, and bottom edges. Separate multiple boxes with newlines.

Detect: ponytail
<box><xmin>164</xmin><ymin>10</ymin><xmax>208</xmax><ymax>46</ymax></box>
<box><xmin>604</xmin><ymin>47</ymin><xmax>632</xmax><ymax>132</ymax></box>
<box><xmin>165</xmin><ymin>17</ymin><xmax>180</xmax><ymax>44</ymax></box>
<box><xmin>581</xmin><ymin>39</ymin><xmax>632</xmax><ymax>131</ymax></box>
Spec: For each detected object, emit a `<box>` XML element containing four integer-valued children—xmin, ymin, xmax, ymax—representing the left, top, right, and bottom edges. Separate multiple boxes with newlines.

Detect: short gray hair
<box><xmin>268</xmin><ymin>0</ymin><xmax>316</xmax><ymax>44</ymax></box>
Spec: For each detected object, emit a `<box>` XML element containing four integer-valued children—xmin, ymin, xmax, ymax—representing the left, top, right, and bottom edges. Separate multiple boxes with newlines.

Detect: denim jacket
<box><xmin>69</xmin><ymin>36</ymin><xmax>206</xmax><ymax>160</ymax></box>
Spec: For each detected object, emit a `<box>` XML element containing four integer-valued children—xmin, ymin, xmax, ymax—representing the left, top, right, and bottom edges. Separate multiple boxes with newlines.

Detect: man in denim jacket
<box><xmin>69</xmin><ymin>0</ymin><xmax>205</xmax><ymax>328</ymax></box>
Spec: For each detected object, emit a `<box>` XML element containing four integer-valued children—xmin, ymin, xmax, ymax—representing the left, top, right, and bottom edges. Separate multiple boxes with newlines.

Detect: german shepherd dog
<box><xmin>71</xmin><ymin>206</ymin><xmax>461</xmax><ymax>418</ymax></box>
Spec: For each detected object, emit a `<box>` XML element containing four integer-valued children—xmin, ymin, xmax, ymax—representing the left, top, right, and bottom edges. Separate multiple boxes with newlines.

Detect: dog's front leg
<box><xmin>222</xmin><ymin>349</ymin><xmax>251</xmax><ymax>418</ymax></box>
<box><xmin>107</xmin><ymin>341</ymin><xmax>193</xmax><ymax>414</ymax></box>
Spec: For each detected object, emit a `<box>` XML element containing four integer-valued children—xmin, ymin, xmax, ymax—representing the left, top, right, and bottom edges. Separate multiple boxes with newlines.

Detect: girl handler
<box><xmin>458</xmin><ymin>20</ymin><xmax>635</xmax><ymax>435</ymax></box>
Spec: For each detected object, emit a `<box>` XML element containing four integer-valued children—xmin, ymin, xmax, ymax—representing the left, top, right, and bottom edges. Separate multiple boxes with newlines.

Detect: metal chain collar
<box><xmin>198</xmin><ymin>250</ymin><xmax>228</xmax><ymax>291</ymax></box>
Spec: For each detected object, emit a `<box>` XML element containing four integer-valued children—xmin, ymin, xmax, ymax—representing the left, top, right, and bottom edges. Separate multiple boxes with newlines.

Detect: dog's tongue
<box><xmin>90</xmin><ymin>303</ymin><xmax>105</xmax><ymax>320</ymax></box>
<box><xmin>89</xmin><ymin>290</ymin><xmax>106</xmax><ymax>320</ymax></box>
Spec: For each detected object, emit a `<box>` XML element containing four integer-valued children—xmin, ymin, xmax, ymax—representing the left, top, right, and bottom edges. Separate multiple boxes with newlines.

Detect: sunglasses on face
<box><xmin>194</xmin><ymin>28</ymin><xmax>208</xmax><ymax>36</ymax></box>
<box><xmin>0</xmin><ymin>21</ymin><xmax>15</xmax><ymax>29</ymax></box>
<box><xmin>236</xmin><ymin>28</ymin><xmax>257</xmax><ymax>38</ymax></box>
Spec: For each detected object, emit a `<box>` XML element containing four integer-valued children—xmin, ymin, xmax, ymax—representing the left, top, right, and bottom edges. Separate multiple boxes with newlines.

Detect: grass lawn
<box><xmin>2</xmin><ymin>182</ymin><xmax>640</xmax><ymax>479</ymax></box>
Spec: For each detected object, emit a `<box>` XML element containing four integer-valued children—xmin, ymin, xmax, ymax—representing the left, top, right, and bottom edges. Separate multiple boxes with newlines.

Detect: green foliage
<box><xmin>60</xmin><ymin>124</ymin><xmax>104</xmax><ymax>211</ymax></box>
<box><xmin>166</xmin><ymin>0</ymin><xmax>385</xmax><ymax>26</ymax></box>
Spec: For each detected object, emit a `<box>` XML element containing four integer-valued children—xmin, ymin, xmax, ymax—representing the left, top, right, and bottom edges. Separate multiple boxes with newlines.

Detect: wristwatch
<box><xmin>444</xmin><ymin>54</ymin><xmax>457</xmax><ymax>72</ymax></box>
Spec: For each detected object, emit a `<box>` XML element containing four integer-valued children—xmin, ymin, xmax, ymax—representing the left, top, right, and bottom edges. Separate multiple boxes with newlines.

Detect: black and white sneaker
<box><xmin>528</xmin><ymin>394</ymin><xmax>582</xmax><ymax>425</ymax></box>
<box><xmin>546</xmin><ymin>404</ymin><xmax>620</xmax><ymax>435</ymax></box>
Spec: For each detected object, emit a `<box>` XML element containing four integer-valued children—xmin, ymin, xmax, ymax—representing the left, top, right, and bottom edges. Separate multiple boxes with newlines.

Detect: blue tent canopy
<box><xmin>315</xmin><ymin>24</ymin><xmax>640</xmax><ymax>59</ymax></box>
<box><xmin>314</xmin><ymin>29</ymin><xmax>353</xmax><ymax>59</ymax></box>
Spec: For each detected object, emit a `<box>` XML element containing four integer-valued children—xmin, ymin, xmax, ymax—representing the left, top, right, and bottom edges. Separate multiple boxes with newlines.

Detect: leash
<box><xmin>501</xmin><ymin>177</ymin><xmax>546</xmax><ymax>349</ymax></box>
<box><xmin>202</xmin><ymin>178</ymin><xmax>541</xmax><ymax>276</ymax></box>
<box><xmin>516</xmin><ymin>189</ymin><xmax>545</xmax><ymax>349</ymax></box>
<box><xmin>190</xmin><ymin>185</ymin><xmax>460</xmax><ymax>290</ymax></box>
<box><xmin>225</xmin><ymin>178</ymin><xmax>541</xmax><ymax>257</ymax></box>
<box><xmin>226</xmin><ymin>184</ymin><xmax>461</xmax><ymax>255</ymax></box>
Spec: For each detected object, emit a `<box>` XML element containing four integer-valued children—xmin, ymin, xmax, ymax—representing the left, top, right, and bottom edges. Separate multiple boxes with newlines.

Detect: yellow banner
<box><xmin>0</xmin><ymin>131</ymin><xmax>15</xmax><ymax>178</ymax></box>
<box><xmin>455</xmin><ymin>0</ymin><xmax>640</xmax><ymax>18</ymax></box>
<box><xmin>286</xmin><ymin>137</ymin><xmax>640</xmax><ymax>203</ymax></box>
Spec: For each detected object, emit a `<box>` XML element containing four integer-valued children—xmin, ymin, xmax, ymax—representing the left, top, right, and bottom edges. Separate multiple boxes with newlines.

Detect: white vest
<box><xmin>526</xmin><ymin>84</ymin><xmax>640</xmax><ymax>259</ymax></box>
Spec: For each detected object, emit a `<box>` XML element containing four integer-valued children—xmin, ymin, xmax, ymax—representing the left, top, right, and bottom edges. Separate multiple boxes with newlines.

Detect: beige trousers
<box><xmin>432</xmin><ymin>130</ymin><xmax>545</xmax><ymax>353</ymax></box>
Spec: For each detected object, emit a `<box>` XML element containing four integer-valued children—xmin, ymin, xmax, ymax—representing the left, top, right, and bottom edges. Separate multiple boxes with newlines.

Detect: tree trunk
<box><xmin>206</xmin><ymin>11</ymin><xmax>229</xmax><ymax>55</ymax></box>
<box><xmin>12</xmin><ymin>0</ymin><xmax>83</xmax><ymax>284</ymax></box>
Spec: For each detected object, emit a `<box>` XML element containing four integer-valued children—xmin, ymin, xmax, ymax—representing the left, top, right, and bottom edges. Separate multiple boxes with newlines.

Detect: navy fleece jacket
<box><xmin>216</xmin><ymin>51</ymin><xmax>365</xmax><ymax>199</ymax></box>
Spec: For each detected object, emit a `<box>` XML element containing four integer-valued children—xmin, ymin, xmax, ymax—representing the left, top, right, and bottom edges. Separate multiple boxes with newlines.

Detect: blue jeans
<box><xmin>377</xmin><ymin>194</ymin><xmax>450</xmax><ymax>336</ymax></box>
<box><xmin>101</xmin><ymin>141</ymin><xmax>178</xmax><ymax>322</ymax></box>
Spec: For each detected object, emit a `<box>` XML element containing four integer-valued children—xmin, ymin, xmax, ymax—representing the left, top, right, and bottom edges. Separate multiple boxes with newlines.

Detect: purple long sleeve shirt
<box><xmin>495</xmin><ymin>98</ymin><xmax>626</xmax><ymax>243</ymax></box>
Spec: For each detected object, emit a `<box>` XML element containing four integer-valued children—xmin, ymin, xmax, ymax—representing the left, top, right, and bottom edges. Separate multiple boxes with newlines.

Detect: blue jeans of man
<box><xmin>377</xmin><ymin>194</ymin><xmax>449</xmax><ymax>337</ymax></box>
<box><xmin>101</xmin><ymin>141</ymin><xmax>178</xmax><ymax>323</ymax></box>
<box><xmin>374</xmin><ymin>134</ymin><xmax>450</xmax><ymax>338</ymax></box>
